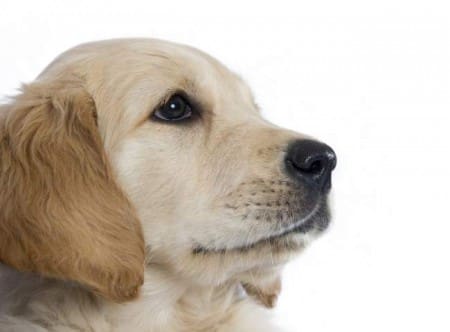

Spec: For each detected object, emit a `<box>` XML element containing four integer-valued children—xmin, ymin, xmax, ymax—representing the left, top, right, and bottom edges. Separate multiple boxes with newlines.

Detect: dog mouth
<box><xmin>193</xmin><ymin>199</ymin><xmax>330</xmax><ymax>254</ymax></box>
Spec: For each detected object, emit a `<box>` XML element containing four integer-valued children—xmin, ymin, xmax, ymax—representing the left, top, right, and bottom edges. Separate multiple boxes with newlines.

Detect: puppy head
<box><xmin>75</xmin><ymin>40</ymin><xmax>335</xmax><ymax>285</ymax></box>
<box><xmin>0</xmin><ymin>39</ymin><xmax>336</xmax><ymax>304</ymax></box>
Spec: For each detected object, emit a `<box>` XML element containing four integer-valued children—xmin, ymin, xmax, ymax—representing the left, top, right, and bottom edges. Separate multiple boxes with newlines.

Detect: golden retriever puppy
<box><xmin>0</xmin><ymin>39</ymin><xmax>336</xmax><ymax>331</ymax></box>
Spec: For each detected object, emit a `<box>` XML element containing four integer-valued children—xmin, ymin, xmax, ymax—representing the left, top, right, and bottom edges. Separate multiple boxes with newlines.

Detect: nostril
<box><xmin>299</xmin><ymin>158</ymin><xmax>326</xmax><ymax>175</ymax></box>
<box><xmin>285</xmin><ymin>139</ymin><xmax>337</xmax><ymax>192</ymax></box>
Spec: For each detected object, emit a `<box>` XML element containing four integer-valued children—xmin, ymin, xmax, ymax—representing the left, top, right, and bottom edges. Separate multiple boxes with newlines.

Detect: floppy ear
<box><xmin>0</xmin><ymin>80</ymin><xmax>145</xmax><ymax>302</ymax></box>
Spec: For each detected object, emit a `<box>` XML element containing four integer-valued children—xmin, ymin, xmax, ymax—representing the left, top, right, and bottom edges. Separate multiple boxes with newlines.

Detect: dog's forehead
<box><xmin>128</xmin><ymin>39</ymin><xmax>256</xmax><ymax>109</ymax></box>
<box><xmin>48</xmin><ymin>38</ymin><xmax>253</xmax><ymax>101</ymax></box>
<box><xmin>40</xmin><ymin>39</ymin><xmax>260</xmax><ymax>134</ymax></box>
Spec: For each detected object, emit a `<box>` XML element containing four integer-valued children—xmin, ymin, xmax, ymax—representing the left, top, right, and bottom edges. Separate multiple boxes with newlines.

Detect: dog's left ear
<box><xmin>0</xmin><ymin>80</ymin><xmax>145</xmax><ymax>302</ymax></box>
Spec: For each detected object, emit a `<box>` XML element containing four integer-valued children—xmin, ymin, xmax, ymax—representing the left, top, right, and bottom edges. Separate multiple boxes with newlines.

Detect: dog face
<box><xmin>0</xmin><ymin>39</ymin><xmax>336</xmax><ymax>300</ymax></box>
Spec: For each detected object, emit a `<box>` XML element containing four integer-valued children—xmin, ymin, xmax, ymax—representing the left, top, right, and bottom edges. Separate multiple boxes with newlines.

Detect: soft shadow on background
<box><xmin>1</xmin><ymin>1</ymin><xmax>449</xmax><ymax>331</ymax></box>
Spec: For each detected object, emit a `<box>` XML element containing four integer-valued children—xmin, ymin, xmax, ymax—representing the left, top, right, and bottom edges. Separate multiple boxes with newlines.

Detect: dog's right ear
<box><xmin>0</xmin><ymin>81</ymin><xmax>145</xmax><ymax>302</ymax></box>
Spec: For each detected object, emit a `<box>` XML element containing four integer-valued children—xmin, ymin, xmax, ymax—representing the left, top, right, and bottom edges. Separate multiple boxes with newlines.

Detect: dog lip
<box><xmin>192</xmin><ymin>202</ymin><xmax>328</xmax><ymax>254</ymax></box>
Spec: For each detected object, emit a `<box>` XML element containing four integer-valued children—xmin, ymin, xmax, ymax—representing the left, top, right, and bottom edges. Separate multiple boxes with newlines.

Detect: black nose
<box><xmin>285</xmin><ymin>139</ymin><xmax>337</xmax><ymax>192</ymax></box>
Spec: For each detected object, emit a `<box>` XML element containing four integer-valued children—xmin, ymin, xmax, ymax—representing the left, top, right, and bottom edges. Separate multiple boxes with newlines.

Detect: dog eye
<box><xmin>153</xmin><ymin>95</ymin><xmax>192</xmax><ymax>121</ymax></box>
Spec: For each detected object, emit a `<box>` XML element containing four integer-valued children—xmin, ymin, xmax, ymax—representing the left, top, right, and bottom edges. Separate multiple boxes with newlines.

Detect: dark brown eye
<box><xmin>153</xmin><ymin>95</ymin><xmax>192</xmax><ymax>121</ymax></box>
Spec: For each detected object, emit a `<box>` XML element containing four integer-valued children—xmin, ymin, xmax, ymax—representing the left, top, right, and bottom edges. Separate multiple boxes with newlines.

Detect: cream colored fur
<box><xmin>0</xmin><ymin>39</ymin><xmax>331</xmax><ymax>331</ymax></box>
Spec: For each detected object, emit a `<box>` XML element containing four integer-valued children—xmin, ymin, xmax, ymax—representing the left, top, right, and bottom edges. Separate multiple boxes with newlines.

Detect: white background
<box><xmin>1</xmin><ymin>1</ymin><xmax>449</xmax><ymax>331</ymax></box>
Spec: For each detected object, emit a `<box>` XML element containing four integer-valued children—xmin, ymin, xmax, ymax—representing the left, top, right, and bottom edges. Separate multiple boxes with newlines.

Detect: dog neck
<box><xmin>0</xmin><ymin>263</ymin><xmax>277</xmax><ymax>331</ymax></box>
<box><xmin>103</xmin><ymin>265</ymin><xmax>250</xmax><ymax>331</ymax></box>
